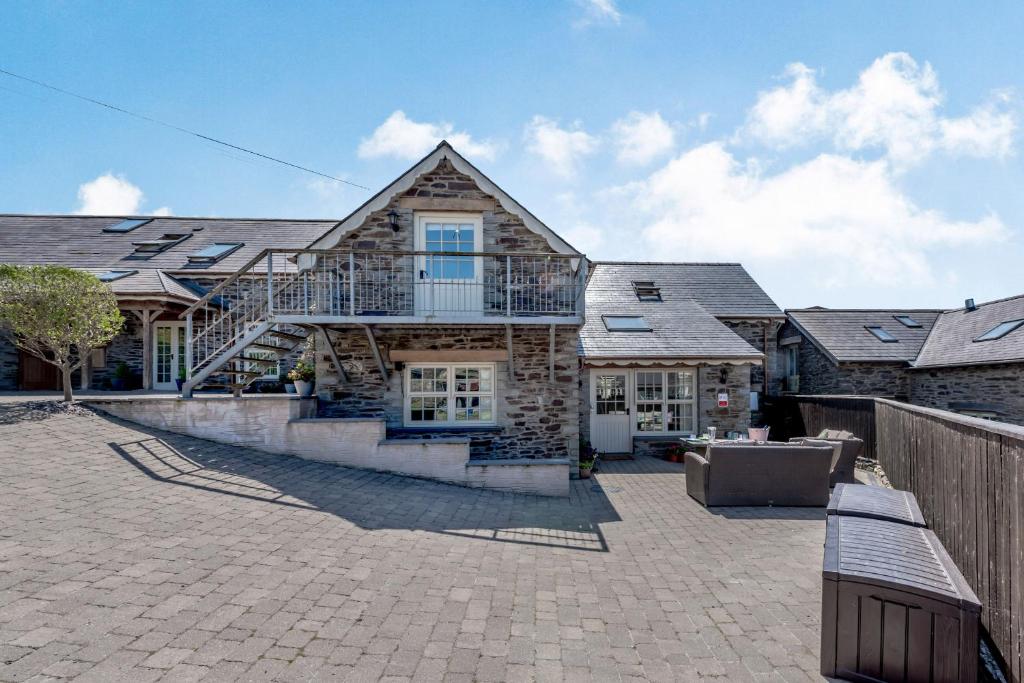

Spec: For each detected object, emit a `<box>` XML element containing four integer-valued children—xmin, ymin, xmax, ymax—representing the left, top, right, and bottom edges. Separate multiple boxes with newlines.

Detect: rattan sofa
<box><xmin>685</xmin><ymin>442</ymin><xmax>834</xmax><ymax>507</ymax></box>
<box><xmin>789</xmin><ymin>429</ymin><xmax>863</xmax><ymax>486</ymax></box>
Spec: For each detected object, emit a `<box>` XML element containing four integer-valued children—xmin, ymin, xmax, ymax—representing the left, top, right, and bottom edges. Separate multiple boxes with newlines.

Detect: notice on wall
<box><xmin>718</xmin><ymin>392</ymin><xmax>729</xmax><ymax>408</ymax></box>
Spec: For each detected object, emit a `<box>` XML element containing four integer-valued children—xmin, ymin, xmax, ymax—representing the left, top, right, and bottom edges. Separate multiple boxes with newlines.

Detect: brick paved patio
<box><xmin>0</xmin><ymin>400</ymin><xmax>828</xmax><ymax>681</ymax></box>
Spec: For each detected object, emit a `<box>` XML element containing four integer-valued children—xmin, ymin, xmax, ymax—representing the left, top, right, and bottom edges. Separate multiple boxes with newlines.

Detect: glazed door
<box><xmin>153</xmin><ymin>322</ymin><xmax>185</xmax><ymax>391</ymax></box>
<box><xmin>589</xmin><ymin>370</ymin><xmax>632</xmax><ymax>453</ymax></box>
<box><xmin>414</xmin><ymin>215</ymin><xmax>483</xmax><ymax>316</ymax></box>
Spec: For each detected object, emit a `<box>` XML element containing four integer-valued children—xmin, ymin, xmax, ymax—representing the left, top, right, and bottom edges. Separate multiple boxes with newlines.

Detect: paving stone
<box><xmin>0</xmin><ymin>400</ymin><xmax>829</xmax><ymax>681</ymax></box>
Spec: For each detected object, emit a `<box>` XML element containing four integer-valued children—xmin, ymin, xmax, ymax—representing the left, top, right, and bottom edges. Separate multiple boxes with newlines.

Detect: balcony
<box><xmin>276</xmin><ymin>249</ymin><xmax>585</xmax><ymax>323</ymax></box>
<box><xmin>182</xmin><ymin>249</ymin><xmax>585</xmax><ymax>372</ymax></box>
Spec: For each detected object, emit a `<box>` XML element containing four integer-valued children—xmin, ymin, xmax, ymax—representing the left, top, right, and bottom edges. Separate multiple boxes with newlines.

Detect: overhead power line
<box><xmin>0</xmin><ymin>67</ymin><xmax>370</xmax><ymax>191</ymax></box>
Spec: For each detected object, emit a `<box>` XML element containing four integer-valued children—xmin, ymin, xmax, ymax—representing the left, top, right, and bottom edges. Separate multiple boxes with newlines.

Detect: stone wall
<box><xmin>699</xmin><ymin>364</ymin><xmax>752</xmax><ymax>434</ymax></box>
<box><xmin>722</xmin><ymin>319</ymin><xmax>783</xmax><ymax>394</ymax></box>
<box><xmin>336</xmin><ymin>158</ymin><xmax>554</xmax><ymax>255</ymax></box>
<box><xmin>778</xmin><ymin>323</ymin><xmax>910</xmax><ymax>399</ymax></box>
<box><xmin>0</xmin><ymin>335</ymin><xmax>19</xmax><ymax>390</ymax></box>
<box><xmin>315</xmin><ymin>325</ymin><xmax>581</xmax><ymax>465</ymax></box>
<box><xmin>909</xmin><ymin>363</ymin><xmax>1024</xmax><ymax>426</ymax></box>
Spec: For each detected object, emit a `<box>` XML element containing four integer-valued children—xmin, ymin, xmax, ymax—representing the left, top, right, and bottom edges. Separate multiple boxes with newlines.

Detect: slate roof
<box><xmin>578</xmin><ymin>262</ymin><xmax>778</xmax><ymax>360</ymax></box>
<box><xmin>0</xmin><ymin>214</ymin><xmax>337</xmax><ymax>274</ymax></box>
<box><xmin>914</xmin><ymin>294</ymin><xmax>1024</xmax><ymax>368</ymax></box>
<box><xmin>786</xmin><ymin>309</ymin><xmax>942</xmax><ymax>364</ymax></box>
<box><xmin>82</xmin><ymin>269</ymin><xmax>201</xmax><ymax>304</ymax></box>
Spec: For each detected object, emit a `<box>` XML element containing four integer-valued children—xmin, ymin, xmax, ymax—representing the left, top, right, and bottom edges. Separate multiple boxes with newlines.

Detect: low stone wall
<box><xmin>85</xmin><ymin>396</ymin><xmax>568</xmax><ymax>496</ymax></box>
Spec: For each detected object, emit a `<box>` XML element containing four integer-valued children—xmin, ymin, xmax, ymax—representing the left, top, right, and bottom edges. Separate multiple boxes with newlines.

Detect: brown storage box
<box><xmin>826</xmin><ymin>483</ymin><xmax>926</xmax><ymax>527</ymax></box>
<box><xmin>821</xmin><ymin>516</ymin><xmax>981</xmax><ymax>683</ymax></box>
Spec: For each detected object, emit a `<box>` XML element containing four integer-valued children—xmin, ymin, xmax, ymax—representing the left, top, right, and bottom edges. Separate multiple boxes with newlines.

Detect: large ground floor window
<box><xmin>404</xmin><ymin>363</ymin><xmax>495</xmax><ymax>426</ymax></box>
<box><xmin>634</xmin><ymin>369</ymin><xmax>696</xmax><ymax>434</ymax></box>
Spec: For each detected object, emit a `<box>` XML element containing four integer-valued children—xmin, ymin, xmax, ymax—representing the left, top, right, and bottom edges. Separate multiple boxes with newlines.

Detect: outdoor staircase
<box><xmin>181</xmin><ymin>251</ymin><xmax>312</xmax><ymax>398</ymax></box>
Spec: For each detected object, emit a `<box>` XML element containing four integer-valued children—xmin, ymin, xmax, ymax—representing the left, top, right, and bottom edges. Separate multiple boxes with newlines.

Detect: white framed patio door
<box><xmin>590</xmin><ymin>370</ymin><xmax>632</xmax><ymax>453</ymax></box>
<box><xmin>414</xmin><ymin>213</ymin><xmax>483</xmax><ymax>316</ymax></box>
<box><xmin>153</xmin><ymin>322</ymin><xmax>186</xmax><ymax>391</ymax></box>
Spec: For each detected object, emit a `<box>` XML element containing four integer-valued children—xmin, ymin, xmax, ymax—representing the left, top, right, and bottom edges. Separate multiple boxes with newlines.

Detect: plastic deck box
<box><xmin>821</xmin><ymin>516</ymin><xmax>981</xmax><ymax>683</ymax></box>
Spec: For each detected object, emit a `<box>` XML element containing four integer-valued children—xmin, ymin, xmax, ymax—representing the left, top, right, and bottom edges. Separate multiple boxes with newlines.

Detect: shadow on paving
<box><xmin>105</xmin><ymin>415</ymin><xmax>621</xmax><ymax>553</ymax></box>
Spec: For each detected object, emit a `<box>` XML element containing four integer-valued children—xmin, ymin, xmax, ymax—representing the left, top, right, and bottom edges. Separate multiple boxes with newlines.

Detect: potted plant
<box><xmin>111</xmin><ymin>362</ymin><xmax>130</xmax><ymax>391</ymax></box>
<box><xmin>287</xmin><ymin>360</ymin><xmax>316</xmax><ymax>397</ymax></box>
<box><xmin>284</xmin><ymin>379</ymin><xmax>297</xmax><ymax>394</ymax></box>
<box><xmin>579</xmin><ymin>456</ymin><xmax>595</xmax><ymax>479</ymax></box>
<box><xmin>175</xmin><ymin>366</ymin><xmax>186</xmax><ymax>392</ymax></box>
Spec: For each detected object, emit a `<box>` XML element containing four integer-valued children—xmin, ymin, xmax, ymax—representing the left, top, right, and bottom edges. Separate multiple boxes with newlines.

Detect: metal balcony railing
<box><xmin>179</xmin><ymin>249</ymin><xmax>586</xmax><ymax>380</ymax></box>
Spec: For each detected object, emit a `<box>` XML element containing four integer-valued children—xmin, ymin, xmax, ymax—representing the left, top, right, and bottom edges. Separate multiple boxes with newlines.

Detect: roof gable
<box><xmin>306</xmin><ymin>141</ymin><xmax>580</xmax><ymax>256</ymax></box>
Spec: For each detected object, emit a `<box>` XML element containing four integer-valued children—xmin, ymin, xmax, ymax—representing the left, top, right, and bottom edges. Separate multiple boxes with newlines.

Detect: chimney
<box><xmin>965</xmin><ymin>298</ymin><xmax>977</xmax><ymax>311</ymax></box>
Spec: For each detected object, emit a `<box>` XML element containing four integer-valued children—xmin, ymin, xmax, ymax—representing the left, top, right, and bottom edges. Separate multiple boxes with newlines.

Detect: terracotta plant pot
<box><xmin>579</xmin><ymin>467</ymin><xmax>592</xmax><ymax>479</ymax></box>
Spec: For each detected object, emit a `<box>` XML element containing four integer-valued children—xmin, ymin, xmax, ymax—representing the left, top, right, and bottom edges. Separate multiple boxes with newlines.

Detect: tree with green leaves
<box><xmin>0</xmin><ymin>265</ymin><xmax>124</xmax><ymax>401</ymax></box>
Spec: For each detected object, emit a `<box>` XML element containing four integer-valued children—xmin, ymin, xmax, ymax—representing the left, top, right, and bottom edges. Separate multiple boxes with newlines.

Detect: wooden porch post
<box><xmin>133</xmin><ymin>309</ymin><xmax>162</xmax><ymax>391</ymax></box>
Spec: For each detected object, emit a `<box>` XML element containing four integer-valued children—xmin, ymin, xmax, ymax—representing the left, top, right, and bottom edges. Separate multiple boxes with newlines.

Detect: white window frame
<box><xmin>413</xmin><ymin>213</ymin><xmax>484</xmax><ymax>279</ymax></box>
<box><xmin>632</xmin><ymin>369</ymin><xmax>696</xmax><ymax>435</ymax></box>
<box><xmin>404</xmin><ymin>362</ymin><xmax>496</xmax><ymax>427</ymax></box>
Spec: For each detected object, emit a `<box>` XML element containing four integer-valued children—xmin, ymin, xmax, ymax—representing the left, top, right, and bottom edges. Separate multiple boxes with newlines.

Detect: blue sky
<box><xmin>2</xmin><ymin>1</ymin><xmax>1022</xmax><ymax>309</ymax></box>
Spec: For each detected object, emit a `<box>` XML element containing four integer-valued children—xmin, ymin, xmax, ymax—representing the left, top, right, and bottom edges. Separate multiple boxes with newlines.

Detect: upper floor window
<box><xmin>865</xmin><ymin>326</ymin><xmax>898</xmax><ymax>342</ymax></box>
<box><xmin>893</xmin><ymin>315</ymin><xmax>922</xmax><ymax>328</ymax></box>
<box><xmin>603</xmin><ymin>315</ymin><xmax>652</xmax><ymax>331</ymax></box>
<box><xmin>974</xmin><ymin>319</ymin><xmax>1024</xmax><ymax>342</ymax></box>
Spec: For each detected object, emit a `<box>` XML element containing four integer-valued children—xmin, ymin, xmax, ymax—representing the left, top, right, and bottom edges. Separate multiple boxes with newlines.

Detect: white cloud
<box><xmin>617</xmin><ymin>142</ymin><xmax>1007</xmax><ymax>287</ymax></box>
<box><xmin>743</xmin><ymin>53</ymin><xmax>1016</xmax><ymax>166</ymax></box>
<box><xmin>939</xmin><ymin>96</ymin><xmax>1016</xmax><ymax>158</ymax></box>
<box><xmin>610</xmin><ymin>111</ymin><xmax>676</xmax><ymax>165</ymax></box>
<box><xmin>358</xmin><ymin>110</ymin><xmax>500</xmax><ymax>161</ymax></box>
<box><xmin>573</xmin><ymin>0</ymin><xmax>621</xmax><ymax>28</ymax></box>
<box><xmin>75</xmin><ymin>173</ymin><xmax>170</xmax><ymax>215</ymax></box>
<box><xmin>523</xmin><ymin>116</ymin><xmax>599</xmax><ymax>179</ymax></box>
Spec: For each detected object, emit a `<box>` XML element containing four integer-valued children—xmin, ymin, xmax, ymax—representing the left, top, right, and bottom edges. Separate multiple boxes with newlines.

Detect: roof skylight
<box><xmin>187</xmin><ymin>242</ymin><xmax>244</xmax><ymax>264</ymax></box>
<box><xmin>894</xmin><ymin>315</ymin><xmax>922</xmax><ymax>328</ymax></box>
<box><xmin>865</xmin><ymin>326</ymin><xmax>898</xmax><ymax>343</ymax></box>
<box><xmin>631</xmin><ymin>280</ymin><xmax>662</xmax><ymax>301</ymax></box>
<box><xmin>97</xmin><ymin>270</ymin><xmax>138</xmax><ymax>282</ymax></box>
<box><xmin>603</xmin><ymin>315</ymin><xmax>652</xmax><ymax>332</ymax></box>
<box><xmin>103</xmin><ymin>219</ymin><xmax>151</xmax><ymax>233</ymax></box>
<box><xmin>974</xmin><ymin>319</ymin><xmax>1024</xmax><ymax>342</ymax></box>
<box><xmin>131</xmin><ymin>233</ymin><xmax>191</xmax><ymax>253</ymax></box>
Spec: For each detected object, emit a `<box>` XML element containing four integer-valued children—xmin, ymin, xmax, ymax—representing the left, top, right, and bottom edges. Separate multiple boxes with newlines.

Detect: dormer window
<box><xmin>632</xmin><ymin>280</ymin><xmax>661</xmax><ymax>301</ymax></box>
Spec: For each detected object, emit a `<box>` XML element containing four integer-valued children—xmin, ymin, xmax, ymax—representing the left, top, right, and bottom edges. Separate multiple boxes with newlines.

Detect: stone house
<box><xmin>0</xmin><ymin>214</ymin><xmax>332</xmax><ymax>391</ymax></box>
<box><xmin>578</xmin><ymin>262</ymin><xmax>785</xmax><ymax>456</ymax></box>
<box><xmin>779</xmin><ymin>308</ymin><xmax>942</xmax><ymax>399</ymax></box>
<box><xmin>909</xmin><ymin>295</ymin><xmax>1024</xmax><ymax>424</ymax></box>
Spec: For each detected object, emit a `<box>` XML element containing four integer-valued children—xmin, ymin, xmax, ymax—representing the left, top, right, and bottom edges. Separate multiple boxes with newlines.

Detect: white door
<box><xmin>414</xmin><ymin>214</ymin><xmax>483</xmax><ymax>316</ymax></box>
<box><xmin>153</xmin><ymin>322</ymin><xmax>185</xmax><ymax>391</ymax></box>
<box><xmin>590</xmin><ymin>370</ymin><xmax>632</xmax><ymax>453</ymax></box>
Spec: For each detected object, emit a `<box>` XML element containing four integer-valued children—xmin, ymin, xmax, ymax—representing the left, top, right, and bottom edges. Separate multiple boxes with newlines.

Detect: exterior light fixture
<box><xmin>388</xmin><ymin>209</ymin><xmax>401</xmax><ymax>232</ymax></box>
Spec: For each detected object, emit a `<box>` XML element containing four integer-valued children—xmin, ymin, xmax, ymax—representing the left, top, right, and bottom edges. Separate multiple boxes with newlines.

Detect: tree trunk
<box><xmin>62</xmin><ymin>363</ymin><xmax>73</xmax><ymax>402</ymax></box>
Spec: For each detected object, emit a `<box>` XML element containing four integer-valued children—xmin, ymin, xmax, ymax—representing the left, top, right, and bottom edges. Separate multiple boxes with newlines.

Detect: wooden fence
<box><xmin>770</xmin><ymin>396</ymin><xmax>1024</xmax><ymax>682</ymax></box>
